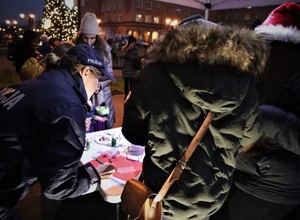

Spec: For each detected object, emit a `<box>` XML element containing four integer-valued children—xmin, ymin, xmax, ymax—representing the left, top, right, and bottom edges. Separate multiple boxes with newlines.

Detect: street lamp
<box><xmin>165</xmin><ymin>18</ymin><xmax>178</xmax><ymax>29</ymax></box>
<box><xmin>20</xmin><ymin>13</ymin><xmax>35</xmax><ymax>19</ymax></box>
<box><xmin>77</xmin><ymin>0</ymin><xmax>81</xmax><ymax>31</ymax></box>
<box><xmin>20</xmin><ymin>13</ymin><xmax>36</xmax><ymax>29</ymax></box>
<box><xmin>170</xmin><ymin>19</ymin><xmax>178</xmax><ymax>26</ymax></box>
<box><xmin>165</xmin><ymin>18</ymin><xmax>171</xmax><ymax>25</ymax></box>
<box><xmin>5</xmin><ymin>20</ymin><xmax>18</xmax><ymax>26</ymax></box>
<box><xmin>5</xmin><ymin>19</ymin><xmax>18</xmax><ymax>34</ymax></box>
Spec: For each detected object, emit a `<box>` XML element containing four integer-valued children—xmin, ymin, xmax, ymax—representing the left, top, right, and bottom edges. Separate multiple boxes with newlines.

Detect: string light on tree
<box><xmin>42</xmin><ymin>0</ymin><xmax>78</xmax><ymax>41</ymax></box>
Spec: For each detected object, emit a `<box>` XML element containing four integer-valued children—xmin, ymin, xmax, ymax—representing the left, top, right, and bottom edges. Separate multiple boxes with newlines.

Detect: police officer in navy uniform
<box><xmin>0</xmin><ymin>44</ymin><xmax>116</xmax><ymax>220</ymax></box>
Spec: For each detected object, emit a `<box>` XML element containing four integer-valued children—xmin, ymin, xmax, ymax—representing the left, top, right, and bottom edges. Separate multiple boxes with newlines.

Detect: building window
<box><xmin>153</xmin><ymin>16</ymin><xmax>160</xmax><ymax>24</ymax></box>
<box><xmin>145</xmin><ymin>15</ymin><xmax>152</xmax><ymax>23</ymax></box>
<box><xmin>256</xmin><ymin>12</ymin><xmax>264</xmax><ymax>19</ymax></box>
<box><xmin>118</xmin><ymin>2</ymin><xmax>123</xmax><ymax>10</ymax></box>
<box><xmin>113</xmin><ymin>15</ymin><xmax>117</xmax><ymax>22</ymax></box>
<box><xmin>225</xmin><ymin>14</ymin><xmax>231</xmax><ymax>21</ymax></box>
<box><xmin>119</xmin><ymin>15</ymin><xmax>123</xmax><ymax>22</ymax></box>
<box><xmin>113</xmin><ymin>3</ymin><xmax>117</xmax><ymax>11</ymax></box>
<box><xmin>244</xmin><ymin>13</ymin><xmax>251</xmax><ymax>20</ymax></box>
<box><xmin>166</xmin><ymin>6</ymin><xmax>172</xmax><ymax>13</ymax></box>
<box><xmin>155</xmin><ymin>3</ymin><xmax>160</xmax><ymax>11</ymax></box>
<box><xmin>185</xmin><ymin>9</ymin><xmax>190</xmax><ymax>15</ymax></box>
<box><xmin>136</xmin><ymin>14</ymin><xmax>143</xmax><ymax>22</ymax></box>
<box><xmin>107</xmin><ymin>3</ymin><xmax>112</xmax><ymax>12</ymax></box>
<box><xmin>214</xmin><ymin>14</ymin><xmax>220</xmax><ymax>22</ymax></box>
<box><xmin>176</xmin><ymin>8</ymin><xmax>182</xmax><ymax>14</ymax></box>
<box><xmin>101</xmin><ymin>5</ymin><xmax>105</xmax><ymax>12</ymax></box>
<box><xmin>234</xmin><ymin>14</ymin><xmax>241</xmax><ymax>21</ymax></box>
<box><xmin>145</xmin><ymin>2</ymin><xmax>152</xmax><ymax>10</ymax></box>
<box><xmin>136</xmin><ymin>1</ymin><xmax>143</xmax><ymax>9</ymax></box>
<box><xmin>107</xmin><ymin>15</ymin><xmax>111</xmax><ymax>22</ymax></box>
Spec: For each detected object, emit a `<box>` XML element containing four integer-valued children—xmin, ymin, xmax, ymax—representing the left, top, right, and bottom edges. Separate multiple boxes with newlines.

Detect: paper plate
<box><xmin>94</xmin><ymin>135</ymin><xmax>111</xmax><ymax>145</ymax></box>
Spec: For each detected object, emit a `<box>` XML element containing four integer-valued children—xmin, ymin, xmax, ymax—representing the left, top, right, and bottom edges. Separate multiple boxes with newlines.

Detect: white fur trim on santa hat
<box><xmin>255</xmin><ymin>25</ymin><xmax>300</xmax><ymax>44</ymax></box>
<box><xmin>79</xmin><ymin>12</ymin><xmax>99</xmax><ymax>35</ymax></box>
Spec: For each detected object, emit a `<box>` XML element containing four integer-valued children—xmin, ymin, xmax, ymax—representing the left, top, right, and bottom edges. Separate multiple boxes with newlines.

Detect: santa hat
<box><xmin>261</xmin><ymin>2</ymin><xmax>300</xmax><ymax>29</ymax></box>
<box><xmin>79</xmin><ymin>12</ymin><xmax>99</xmax><ymax>35</ymax></box>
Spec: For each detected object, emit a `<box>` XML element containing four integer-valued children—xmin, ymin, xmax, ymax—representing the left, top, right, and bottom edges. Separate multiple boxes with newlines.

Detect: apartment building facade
<box><xmin>81</xmin><ymin>0</ymin><xmax>202</xmax><ymax>42</ymax></box>
<box><xmin>80</xmin><ymin>0</ymin><xmax>291</xmax><ymax>42</ymax></box>
<box><xmin>209</xmin><ymin>5</ymin><xmax>279</xmax><ymax>29</ymax></box>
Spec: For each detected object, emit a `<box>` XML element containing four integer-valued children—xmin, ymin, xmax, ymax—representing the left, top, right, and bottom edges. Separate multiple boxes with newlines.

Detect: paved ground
<box><xmin>111</xmin><ymin>90</ymin><xmax>124</xmax><ymax>128</ymax></box>
<box><xmin>109</xmin><ymin>68</ymin><xmax>125</xmax><ymax>128</ymax></box>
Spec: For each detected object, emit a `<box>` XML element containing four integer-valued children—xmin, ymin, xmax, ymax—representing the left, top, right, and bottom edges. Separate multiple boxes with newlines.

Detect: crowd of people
<box><xmin>0</xmin><ymin>1</ymin><xmax>300</xmax><ymax>220</ymax></box>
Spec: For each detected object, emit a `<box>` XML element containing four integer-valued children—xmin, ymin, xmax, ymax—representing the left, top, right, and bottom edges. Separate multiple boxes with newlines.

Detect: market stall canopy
<box><xmin>158</xmin><ymin>0</ymin><xmax>294</xmax><ymax>10</ymax></box>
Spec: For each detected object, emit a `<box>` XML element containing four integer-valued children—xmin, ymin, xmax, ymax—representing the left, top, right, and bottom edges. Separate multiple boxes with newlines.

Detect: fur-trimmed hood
<box><xmin>255</xmin><ymin>24</ymin><xmax>300</xmax><ymax>44</ymax></box>
<box><xmin>148</xmin><ymin>23</ymin><xmax>269</xmax><ymax>75</ymax></box>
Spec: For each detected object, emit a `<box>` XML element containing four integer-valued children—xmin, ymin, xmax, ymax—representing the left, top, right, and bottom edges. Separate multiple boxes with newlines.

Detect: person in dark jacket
<box><xmin>211</xmin><ymin>2</ymin><xmax>300</xmax><ymax>220</ymax></box>
<box><xmin>0</xmin><ymin>44</ymin><xmax>116</xmax><ymax>220</ymax></box>
<box><xmin>121</xmin><ymin>15</ymin><xmax>268</xmax><ymax>220</ymax></box>
<box><xmin>255</xmin><ymin>1</ymin><xmax>300</xmax><ymax>117</ymax></box>
<box><xmin>19</xmin><ymin>41</ymin><xmax>75</xmax><ymax>82</ymax></box>
<box><xmin>14</xmin><ymin>29</ymin><xmax>39</xmax><ymax>73</ymax></box>
<box><xmin>211</xmin><ymin>105</ymin><xmax>300</xmax><ymax>220</ymax></box>
<box><xmin>122</xmin><ymin>35</ymin><xmax>140</xmax><ymax>99</ymax></box>
<box><xmin>37</xmin><ymin>34</ymin><xmax>53</xmax><ymax>58</ymax></box>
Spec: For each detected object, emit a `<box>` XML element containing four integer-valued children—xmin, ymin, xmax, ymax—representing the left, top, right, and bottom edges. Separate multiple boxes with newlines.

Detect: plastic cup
<box><xmin>96</xmin><ymin>106</ymin><xmax>109</xmax><ymax>115</ymax></box>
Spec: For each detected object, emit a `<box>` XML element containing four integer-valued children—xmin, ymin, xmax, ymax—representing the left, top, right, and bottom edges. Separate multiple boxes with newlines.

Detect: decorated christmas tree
<box><xmin>42</xmin><ymin>0</ymin><xmax>78</xmax><ymax>41</ymax></box>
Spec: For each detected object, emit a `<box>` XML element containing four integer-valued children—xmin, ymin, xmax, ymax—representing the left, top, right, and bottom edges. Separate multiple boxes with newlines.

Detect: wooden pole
<box><xmin>78</xmin><ymin>0</ymin><xmax>81</xmax><ymax>31</ymax></box>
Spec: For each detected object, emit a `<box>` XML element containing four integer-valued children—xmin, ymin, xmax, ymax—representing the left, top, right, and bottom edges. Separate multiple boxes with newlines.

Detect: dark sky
<box><xmin>0</xmin><ymin>0</ymin><xmax>44</xmax><ymax>25</ymax></box>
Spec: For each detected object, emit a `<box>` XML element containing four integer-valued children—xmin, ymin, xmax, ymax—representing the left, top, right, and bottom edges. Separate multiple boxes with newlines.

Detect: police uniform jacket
<box><xmin>0</xmin><ymin>68</ymin><xmax>100</xmax><ymax>209</ymax></box>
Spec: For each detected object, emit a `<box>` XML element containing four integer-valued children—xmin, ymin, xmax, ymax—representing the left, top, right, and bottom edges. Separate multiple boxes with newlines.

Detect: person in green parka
<box><xmin>121</xmin><ymin>15</ymin><xmax>269</xmax><ymax>220</ymax></box>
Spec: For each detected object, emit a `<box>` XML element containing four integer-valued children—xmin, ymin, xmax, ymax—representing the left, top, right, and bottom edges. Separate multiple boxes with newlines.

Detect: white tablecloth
<box><xmin>81</xmin><ymin>127</ymin><xmax>142</xmax><ymax>203</ymax></box>
<box><xmin>82</xmin><ymin>127</ymin><xmax>131</xmax><ymax>164</ymax></box>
